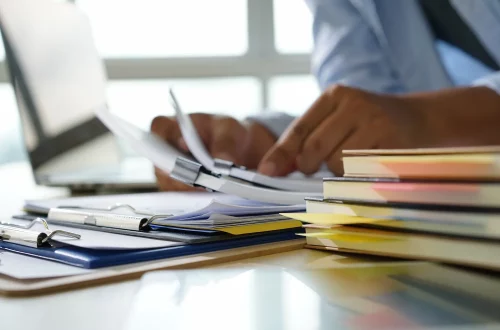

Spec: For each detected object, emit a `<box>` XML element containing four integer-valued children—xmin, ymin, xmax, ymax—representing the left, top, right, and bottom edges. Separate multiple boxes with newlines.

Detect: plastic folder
<box><xmin>0</xmin><ymin>230</ymin><xmax>300</xmax><ymax>269</ymax></box>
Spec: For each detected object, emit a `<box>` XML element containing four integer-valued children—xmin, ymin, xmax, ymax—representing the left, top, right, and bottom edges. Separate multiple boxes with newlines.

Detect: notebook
<box><xmin>322</xmin><ymin>177</ymin><xmax>500</xmax><ymax>207</ymax></box>
<box><xmin>342</xmin><ymin>153</ymin><xmax>500</xmax><ymax>180</ymax></box>
<box><xmin>304</xmin><ymin>198</ymin><xmax>500</xmax><ymax>238</ymax></box>
<box><xmin>300</xmin><ymin>226</ymin><xmax>500</xmax><ymax>270</ymax></box>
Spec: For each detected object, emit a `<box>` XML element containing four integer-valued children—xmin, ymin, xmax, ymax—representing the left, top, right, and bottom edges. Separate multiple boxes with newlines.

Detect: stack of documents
<box><xmin>283</xmin><ymin>146</ymin><xmax>500</xmax><ymax>271</ymax></box>
<box><xmin>0</xmin><ymin>192</ymin><xmax>305</xmax><ymax>272</ymax></box>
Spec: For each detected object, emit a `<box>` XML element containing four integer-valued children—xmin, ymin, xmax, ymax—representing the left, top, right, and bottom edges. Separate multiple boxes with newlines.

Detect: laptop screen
<box><xmin>0</xmin><ymin>0</ymin><xmax>121</xmax><ymax>183</ymax></box>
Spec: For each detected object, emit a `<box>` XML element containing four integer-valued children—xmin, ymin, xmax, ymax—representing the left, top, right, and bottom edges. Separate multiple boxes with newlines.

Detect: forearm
<box><xmin>403</xmin><ymin>86</ymin><xmax>500</xmax><ymax>146</ymax></box>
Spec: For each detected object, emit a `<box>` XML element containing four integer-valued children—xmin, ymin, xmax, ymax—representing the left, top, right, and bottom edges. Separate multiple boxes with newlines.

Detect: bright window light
<box><xmin>77</xmin><ymin>0</ymin><xmax>248</xmax><ymax>58</ymax></box>
<box><xmin>273</xmin><ymin>0</ymin><xmax>313</xmax><ymax>54</ymax></box>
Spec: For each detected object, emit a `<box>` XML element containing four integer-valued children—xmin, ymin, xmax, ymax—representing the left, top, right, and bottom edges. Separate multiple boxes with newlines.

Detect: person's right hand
<box><xmin>150</xmin><ymin>113</ymin><xmax>277</xmax><ymax>191</ymax></box>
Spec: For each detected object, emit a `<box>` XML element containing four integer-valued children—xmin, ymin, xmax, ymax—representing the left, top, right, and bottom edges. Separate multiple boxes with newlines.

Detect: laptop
<box><xmin>0</xmin><ymin>0</ymin><xmax>157</xmax><ymax>192</ymax></box>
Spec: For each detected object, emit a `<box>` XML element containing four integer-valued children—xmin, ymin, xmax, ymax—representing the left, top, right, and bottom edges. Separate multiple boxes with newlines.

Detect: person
<box><xmin>151</xmin><ymin>0</ymin><xmax>500</xmax><ymax>191</ymax></box>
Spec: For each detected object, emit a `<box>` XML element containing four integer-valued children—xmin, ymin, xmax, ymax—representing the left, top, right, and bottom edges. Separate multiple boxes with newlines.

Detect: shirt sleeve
<box><xmin>473</xmin><ymin>71</ymin><xmax>500</xmax><ymax>94</ymax></box>
<box><xmin>246</xmin><ymin>111</ymin><xmax>296</xmax><ymax>139</ymax></box>
<box><xmin>305</xmin><ymin>0</ymin><xmax>404</xmax><ymax>93</ymax></box>
<box><xmin>248</xmin><ymin>0</ymin><xmax>406</xmax><ymax>139</ymax></box>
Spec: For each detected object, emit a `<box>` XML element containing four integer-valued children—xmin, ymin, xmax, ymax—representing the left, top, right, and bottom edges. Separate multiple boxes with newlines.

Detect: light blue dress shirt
<box><xmin>251</xmin><ymin>0</ymin><xmax>500</xmax><ymax>138</ymax></box>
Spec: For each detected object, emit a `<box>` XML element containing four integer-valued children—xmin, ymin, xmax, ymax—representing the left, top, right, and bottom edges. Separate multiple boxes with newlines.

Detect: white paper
<box><xmin>0</xmin><ymin>251</ymin><xmax>93</xmax><ymax>279</ymax></box>
<box><xmin>5</xmin><ymin>217</ymin><xmax>181</xmax><ymax>250</ymax></box>
<box><xmin>26</xmin><ymin>192</ymin><xmax>221</xmax><ymax>214</ymax></box>
<box><xmin>96</xmin><ymin>107</ymin><xmax>321</xmax><ymax>204</ymax></box>
<box><xmin>169</xmin><ymin>89</ymin><xmax>324</xmax><ymax>193</ymax></box>
<box><xmin>26</xmin><ymin>192</ymin><xmax>305</xmax><ymax>225</ymax></box>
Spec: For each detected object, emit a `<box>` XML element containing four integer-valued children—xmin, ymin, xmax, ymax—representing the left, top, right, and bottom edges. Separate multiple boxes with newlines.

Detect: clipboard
<box><xmin>0</xmin><ymin>239</ymin><xmax>305</xmax><ymax>297</ymax></box>
<box><xmin>0</xmin><ymin>229</ymin><xmax>300</xmax><ymax>269</ymax></box>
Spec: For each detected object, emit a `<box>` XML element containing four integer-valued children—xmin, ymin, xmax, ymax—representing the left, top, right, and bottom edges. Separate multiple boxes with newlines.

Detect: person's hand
<box><xmin>151</xmin><ymin>113</ymin><xmax>276</xmax><ymax>191</ymax></box>
<box><xmin>257</xmin><ymin>85</ymin><xmax>500</xmax><ymax>176</ymax></box>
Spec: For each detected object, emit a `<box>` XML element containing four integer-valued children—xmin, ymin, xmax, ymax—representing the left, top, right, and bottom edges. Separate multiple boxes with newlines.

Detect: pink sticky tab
<box><xmin>372</xmin><ymin>183</ymin><xmax>479</xmax><ymax>193</ymax></box>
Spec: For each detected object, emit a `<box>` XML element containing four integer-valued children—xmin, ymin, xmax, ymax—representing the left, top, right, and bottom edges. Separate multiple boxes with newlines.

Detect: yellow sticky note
<box><xmin>163</xmin><ymin>220</ymin><xmax>302</xmax><ymax>235</ymax></box>
<box><xmin>299</xmin><ymin>232</ymin><xmax>400</xmax><ymax>243</ymax></box>
<box><xmin>280</xmin><ymin>213</ymin><xmax>382</xmax><ymax>226</ymax></box>
<box><xmin>215</xmin><ymin>220</ymin><xmax>302</xmax><ymax>235</ymax></box>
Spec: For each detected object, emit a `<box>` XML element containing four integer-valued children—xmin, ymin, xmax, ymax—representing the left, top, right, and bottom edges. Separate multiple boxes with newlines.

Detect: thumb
<box><xmin>257</xmin><ymin>143</ymin><xmax>297</xmax><ymax>177</ymax></box>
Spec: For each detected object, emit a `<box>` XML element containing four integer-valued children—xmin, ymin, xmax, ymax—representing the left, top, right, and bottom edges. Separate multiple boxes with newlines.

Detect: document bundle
<box><xmin>0</xmin><ymin>91</ymin><xmax>321</xmax><ymax>276</ymax></box>
<box><xmin>283</xmin><ymin>146</ymin><xmax>500</xmax><ymax>271</ymax></box>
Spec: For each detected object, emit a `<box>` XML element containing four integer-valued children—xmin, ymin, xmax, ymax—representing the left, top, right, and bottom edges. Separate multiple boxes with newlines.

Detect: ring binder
<box><xmin>0</xmin><ymin>218</ymin><xmax>81</xmax><ymax>248</ymax></box>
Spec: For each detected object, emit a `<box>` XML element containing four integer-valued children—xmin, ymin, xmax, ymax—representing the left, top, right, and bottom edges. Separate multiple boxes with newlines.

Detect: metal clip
<box><xmin>0</xmin><ymin>218</ymin><xmax>81</xmax><ymax>248</ymax></box>
<box><xmin>170</xmin><ymin>157</ymin><xmax>203</xmax><ymax>186</ymax></box>
<box><xmin>213</xmin><ymin>158</ymin><xmax>234</xmax><ymax>175</ymax></box>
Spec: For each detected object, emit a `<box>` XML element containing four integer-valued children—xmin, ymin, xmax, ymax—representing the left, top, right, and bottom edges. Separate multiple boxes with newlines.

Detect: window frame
<box><xmin>0</xmin><ymin>0</ymin><xmax>312</xmax><ymax>110</ymax></box>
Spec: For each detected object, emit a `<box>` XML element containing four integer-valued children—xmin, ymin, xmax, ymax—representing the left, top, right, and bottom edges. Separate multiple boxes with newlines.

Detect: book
<box><xmin>343</xmin><ymin>145</ymin><xmax>500</xmax><ymax>156</ymax></box>
<box><xmin>301</xmin><ymin>226</ymin><xmax>500</xmax><ymax>270</ymax></box>
<box><xmin>322</xmin><ymin>177</ymin><xmax>500</xmax><ymax>207</ymax></box>
<box><xmin>342</xmin><ymin>153</ymin><xmax>500</xmax><ymax>180</ymax></box>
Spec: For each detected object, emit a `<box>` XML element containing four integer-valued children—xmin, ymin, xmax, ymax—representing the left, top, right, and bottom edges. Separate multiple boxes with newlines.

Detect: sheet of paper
<box><xmin>169</xmin><ymin>88</ymin><xmax>324</xmax><ymax>193</ymax></box>
<box><xmin>26</xmin><ymin>192</ymin><xmax>220</xmax><ymax>214</ymax></box>
<box><xmin>96</xmin><ymin>108</ymin><xmax>320</xmax><ymax>205</ymax></box>
<box><xmin>5</xmin><ymin>218</ymin><xmax>182</xmax><ymax>250</ymax></box>
<box><xmin>0</xmin><ymin>251</ymin><xmax>93</xmax><ymax>279</ymax></box>
<box><xmin>26</xmin><ymin>192</ymin><xmax>305</xmax><ymax>222</ymax></box>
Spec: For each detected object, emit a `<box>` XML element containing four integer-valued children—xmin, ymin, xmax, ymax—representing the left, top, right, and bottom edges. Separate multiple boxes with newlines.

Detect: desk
<box><xmin>0</xmin><ymin>162</ymin><xmax>350</xmax><ymax>330</ymax></box>
<box><xmin>1</xmin><ymin>162</ymin><xmax>498</xmax><ymax>330</ymax></box>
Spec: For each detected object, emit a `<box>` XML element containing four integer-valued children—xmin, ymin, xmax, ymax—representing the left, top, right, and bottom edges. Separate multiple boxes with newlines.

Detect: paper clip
<box><xmin>47</xmin><ymin>203</ymin><xmax>174</xmax><ymax>231</ymax></box>
<box><xmin>0</xmin><ymin>218</ymin><xmax>81</xmax><ymax>248</ymax></box>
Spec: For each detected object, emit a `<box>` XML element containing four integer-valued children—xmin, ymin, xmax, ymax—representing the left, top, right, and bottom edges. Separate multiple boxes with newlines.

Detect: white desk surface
<box><xmin>1</xmin><ymin>162</ymin><xmax>499</xmax><ymax>330</ymax></box>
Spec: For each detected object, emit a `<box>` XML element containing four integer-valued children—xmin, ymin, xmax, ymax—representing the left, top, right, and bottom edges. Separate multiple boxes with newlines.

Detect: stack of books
<box><xmin>283</xmin><ymin>146</ymin><xmax>500</xmax><ymax>271</ymax></box>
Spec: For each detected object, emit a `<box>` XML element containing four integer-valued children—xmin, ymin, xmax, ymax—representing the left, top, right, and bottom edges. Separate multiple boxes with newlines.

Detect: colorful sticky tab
<box><xmin>280</xmin><ymin>213</ymin><xmax>383</xmax><ymax>225</ymax></box>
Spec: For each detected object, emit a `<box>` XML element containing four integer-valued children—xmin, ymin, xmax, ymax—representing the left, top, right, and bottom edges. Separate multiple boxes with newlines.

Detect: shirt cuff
<box><xmin>473</xmin><ymin>71</ymin><xmax>500</xmax><ymax>94</ymax></box>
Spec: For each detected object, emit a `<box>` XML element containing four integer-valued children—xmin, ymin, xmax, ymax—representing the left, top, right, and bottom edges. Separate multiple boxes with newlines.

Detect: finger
<box><xmin>326</xmin><ymin>124</ymin><xmax>382</xmax><ymax>175</ymax></box>
<box><xmin>155</xmin><ymin>168</ymin><xmax>203</xmax><ymax>192</ymax></box>
<box><xmin>189</xmin><ymin>113</ymin><xmax>214</xmax><ymax>148</ymax></box>
<box><xmin>258</xmin><ymin>91</ymin><xmax>338</xmax><ymax>176</ymax></box>
<box><xmin>209</xmin><ymin>117</ymin><xmax>246</xmax><ymax>163</ymax></box>
<box><xmin>296</xmin><ymin>107</ymin><xmax>360</xmax><ymax>174</ymax></box>
<box><xmin>150</xmin><ymin>116</ymin><xmax>182</xmax><ymax>148</ymax></box>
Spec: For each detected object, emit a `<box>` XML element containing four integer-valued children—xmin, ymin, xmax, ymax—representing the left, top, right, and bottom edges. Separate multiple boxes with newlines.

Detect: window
<box><xmin>77</xmin><ymin>0</ymin><xmax>248</xmax><ymax>58</ymax></box>
<box><xmin>268</xmin><ymin>75</ymin><xmax>320</xmax><ymax>116</ymax></box>
<box><xmin>107</xmin><ymin>77</ymin><xmax>262</xmax><ymax>130</ymax></box>
<box><xmin>274</xmin><ymin>0</ymin><xmax>314</xmax><ymax>53</ymax></box>
<box><xmin>0</xmin><ymin>0</ymin><xmax>318</xmax><ymax>165</ymax></box>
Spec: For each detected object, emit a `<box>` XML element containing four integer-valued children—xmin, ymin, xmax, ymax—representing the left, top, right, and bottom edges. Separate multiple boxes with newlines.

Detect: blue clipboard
<box><xmin>0</xmin><ymin>230</ymin><xmax>301</xmax><ymax>269</ymax></box>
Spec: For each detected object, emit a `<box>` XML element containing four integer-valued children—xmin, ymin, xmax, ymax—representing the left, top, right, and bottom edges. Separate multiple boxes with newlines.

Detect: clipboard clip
<box><xmin>48</xmin><ymin>201</ymin><xmax>178</xmax><ymax>232</ymax></box>
<box><xmin>0</xmin><ymin>218</ymin><xmax>81</xmax><ymax>248</ymax></box>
